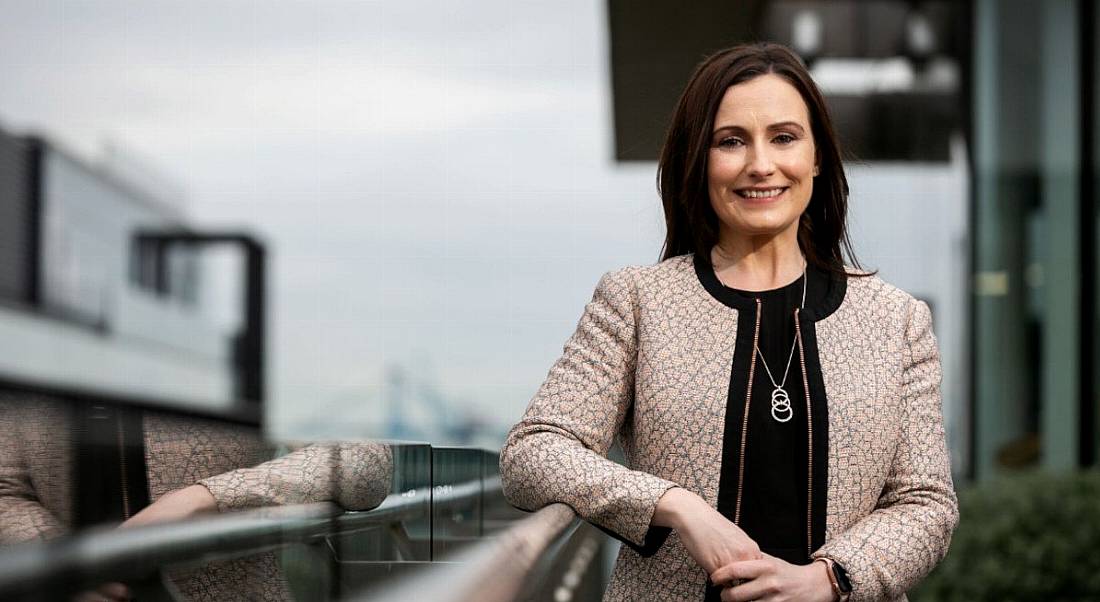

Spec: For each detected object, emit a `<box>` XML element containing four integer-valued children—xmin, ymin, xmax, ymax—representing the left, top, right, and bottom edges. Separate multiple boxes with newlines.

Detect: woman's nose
<box><xmin>746</xmin><ymin>145</ymin><xmax>776</xmax><ymax>177</ymax></box>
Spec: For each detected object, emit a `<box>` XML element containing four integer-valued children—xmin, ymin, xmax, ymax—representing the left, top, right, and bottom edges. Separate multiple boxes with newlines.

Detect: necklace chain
<box><xmin>714</xmin><ymin>254</ymin><xmax>807</xmax><ymax>423</ymax></box>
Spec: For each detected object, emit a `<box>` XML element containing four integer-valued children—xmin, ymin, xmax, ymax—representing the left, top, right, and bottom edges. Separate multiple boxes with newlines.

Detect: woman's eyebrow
<box><xmin>712</xmin><ymin>121</ymin><xmax>807</xmax><ymax>135</ymax></box>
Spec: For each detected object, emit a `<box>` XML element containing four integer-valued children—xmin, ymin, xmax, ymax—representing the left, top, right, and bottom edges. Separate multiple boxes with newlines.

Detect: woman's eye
<box><xmin>774</xmin><ymin>133</ymin><xmax>796</xmax><ymax>145</ymax></box>
<box><xmin>717</xmin><ymin>137</ymin><xmax>743</xmax><ymax>149</ymax></box>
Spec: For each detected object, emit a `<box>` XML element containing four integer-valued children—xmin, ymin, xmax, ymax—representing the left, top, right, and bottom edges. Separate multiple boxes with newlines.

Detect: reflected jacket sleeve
<box><xmin>811</xmin><ymin>299</ymin><xmax>960</xmax><ymax>601</ymax></box>
<box><xmin>199</xmin><ymin>441</ymin><xmax>394</xmax><ymax>512</ymax></box>
<box><xmin>0</xmin><ymin>401</ymin><xmax>64</xmax><ymax>543</ymax></box>
<box><xmin>499</xmin><ymin>269</ymin><xmax>679</xmax><ymax>552</ymax></box>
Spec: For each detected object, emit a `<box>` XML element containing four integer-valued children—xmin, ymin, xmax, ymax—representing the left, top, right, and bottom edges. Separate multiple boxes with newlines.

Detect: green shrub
<box><xmin>911</xmin><ymin>470</ymin><xmax>1100</xmax><ymax>602</ymax></box>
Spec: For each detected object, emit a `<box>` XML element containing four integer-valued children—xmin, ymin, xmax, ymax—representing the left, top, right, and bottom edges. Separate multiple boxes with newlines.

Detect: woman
<box><xmin>499</xmin><ymin>42</ymin><xmax>958</xmax><ymax>602</ymax></box>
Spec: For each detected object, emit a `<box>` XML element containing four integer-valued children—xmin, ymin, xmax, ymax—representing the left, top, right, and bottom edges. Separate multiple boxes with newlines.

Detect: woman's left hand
<box><xmin>711</xmin><ymin>553</ymin><xmax>836</xmax><ymax>602</ymax></box>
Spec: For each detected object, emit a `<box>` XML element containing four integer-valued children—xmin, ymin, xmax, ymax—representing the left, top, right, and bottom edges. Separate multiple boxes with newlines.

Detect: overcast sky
<box><xmin>0</xmin><ymin>0</ymin><xmax>671</xmax><ymax>442</ymax></box>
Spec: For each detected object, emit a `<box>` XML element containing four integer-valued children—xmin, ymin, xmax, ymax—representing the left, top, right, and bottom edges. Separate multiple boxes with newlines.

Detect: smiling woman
<box><xmin>500</xmin><ymin>42</ymin><xmax>958</xmax><ymax>602</ymax></box>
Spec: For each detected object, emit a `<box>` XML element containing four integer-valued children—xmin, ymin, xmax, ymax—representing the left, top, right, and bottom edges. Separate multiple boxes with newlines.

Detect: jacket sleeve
<box><xmin>0</xmin><ymin>459</ymin><xmax>64</xmax><ymax>543</ymax></box>
<box><xmin>0</xmin><ymin>401</ymin><xmax>64</xmax><ymax>543</ymax></box>
<box><xmin>0</xmin><ymin>475</ymin><xmax>63</xmax><ymax>543</ymax></box>
<box><xmin>499</xmin><ymin>269</ymin><xmax>679</xmax><ymax>553</ymax></box>
<box><xmin>198</xmin><ymin>441</ymin><xmax>394</xmax><ymax>512</ymax></box>
<box><xmin>811</xmin><ymin>299</ymin><xmax>960</xmax><ymax>601</ymax></box>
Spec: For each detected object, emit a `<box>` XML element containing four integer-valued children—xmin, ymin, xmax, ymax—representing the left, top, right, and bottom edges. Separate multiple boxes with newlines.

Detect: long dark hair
<box><xmin>657</xmin><ymin>42</ymin><xmax>870</xmax><ymax>277</ymax></box>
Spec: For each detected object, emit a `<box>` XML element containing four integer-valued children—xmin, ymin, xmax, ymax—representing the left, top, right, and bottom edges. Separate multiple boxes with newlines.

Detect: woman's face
<box><xmin>707</xmin><ymin>73</ymin><xmax>817</xmax><ymax>244</ymax></box>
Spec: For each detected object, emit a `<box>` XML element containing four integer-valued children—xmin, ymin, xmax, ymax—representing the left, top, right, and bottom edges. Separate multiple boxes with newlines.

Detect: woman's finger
<box><xmin>97</xmin><ymin>582</ymin><xmax>130</xmax><ymax>599</ymax></box>
<box><xmin>720</xmin><ymin>578</ymin><xmax>771</xmax><ymax>602</ymax></box>
<box><xmin>71</xmin><ymin>582</ymin><xmax>131</xmax><ymax>602</ymax></box>
<box><xmin>72</xmin><ymin>592</ymin><xmax>125</xmax><ymax>602</ymax></box>
<box><xmin>711</xmin><ymin>558</ymin><xmax>772</xmax><ymax>587</ymax></box>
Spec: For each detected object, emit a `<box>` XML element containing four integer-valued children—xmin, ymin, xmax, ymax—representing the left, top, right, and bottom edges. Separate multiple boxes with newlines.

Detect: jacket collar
<box><xmin>691</xmin><ymin>253</ymin><xmax>847</xmax><ymax>322</ymax></box>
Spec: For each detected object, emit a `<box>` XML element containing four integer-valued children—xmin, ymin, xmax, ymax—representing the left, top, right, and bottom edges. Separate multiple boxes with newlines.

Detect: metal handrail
<box><xmin>0</xmin><ymin>502</ymin><xmax>340</xmax><ymax>596</ymax></box>
<box><xmin>360</xmin><ymin>503</ymin><xmax>582</xmax><ymax>602</ymax></box>
<box><xmin>339</xmin><ymin>475</ymin><xmax>500</xmax><ymax>530</ymax></box>
<box><xmin>0</xmin><ymin>476</ymin><xmax>499</xmax><ymax>598</ymax></box>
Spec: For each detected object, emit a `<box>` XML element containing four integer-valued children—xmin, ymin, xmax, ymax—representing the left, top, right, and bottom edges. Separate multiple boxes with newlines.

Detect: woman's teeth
<box><xmin>739</xmin><ymin>188</ymin><xmax>784</xmax><ymax>199</ymax></box>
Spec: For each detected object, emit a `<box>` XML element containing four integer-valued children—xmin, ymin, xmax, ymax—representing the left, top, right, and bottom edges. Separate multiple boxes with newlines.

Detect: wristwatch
<box><xmin>815</xmin><ymin>557</ymin><xmax>853</xmax><ymax>601</ymax></box>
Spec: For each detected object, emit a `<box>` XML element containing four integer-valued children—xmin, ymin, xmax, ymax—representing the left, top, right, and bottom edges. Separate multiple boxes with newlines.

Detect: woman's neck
<box><xmin>712</xmin><ymin>230</ymin><xmax>804</xmax><ymax>292</ymax></box>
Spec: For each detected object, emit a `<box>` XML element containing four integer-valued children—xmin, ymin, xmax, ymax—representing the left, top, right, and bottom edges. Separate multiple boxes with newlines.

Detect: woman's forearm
<box><xmin>652</xmin><ymin>486</ymin><xmax>697</xmax><ymax>529</ymax></box>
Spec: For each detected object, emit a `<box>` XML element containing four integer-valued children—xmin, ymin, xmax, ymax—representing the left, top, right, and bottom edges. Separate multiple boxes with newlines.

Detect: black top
<box><xmin>72</xmin><ymin>403</ymin><xmax>150</xmax><ymax>528</ymax></box>
<box><xmin>727</xmin><ymin>269</ymin><xmax>817</xmax><ymax>563</ymax></box>
<box><xmin>695</xmin><ymin>257</ymin><xmax>839</xmax><ymax>602</ymax></box>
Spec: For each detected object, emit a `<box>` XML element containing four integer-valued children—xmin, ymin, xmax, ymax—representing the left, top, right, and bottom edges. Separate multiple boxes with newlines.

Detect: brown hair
<box><xmin>657</xmin><ymin>42</ymin><xmax>870</xmax><ymax>276</ymax></box>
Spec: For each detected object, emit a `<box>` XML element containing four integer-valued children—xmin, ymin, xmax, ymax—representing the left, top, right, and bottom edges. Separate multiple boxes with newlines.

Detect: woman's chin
<box><xmin>725</xmin><ymin>216</ymin><xmax>800</xmax><ymax>239</ymax></box>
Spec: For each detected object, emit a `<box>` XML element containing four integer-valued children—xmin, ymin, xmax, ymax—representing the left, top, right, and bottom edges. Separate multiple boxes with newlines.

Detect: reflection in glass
<box><xmin>431</xmin><ymin>447</ymin><xmax>486</xmax><ymax>559</ymax></box>
<box><xmin>0</xmin><ymin>393</ymin><xmax>396</xmax><ymax>601</ymax></box>
<box><xmin>316</xmin><ymin>443</ymin><xmax>432</xmax><ymax>596</ymax></box>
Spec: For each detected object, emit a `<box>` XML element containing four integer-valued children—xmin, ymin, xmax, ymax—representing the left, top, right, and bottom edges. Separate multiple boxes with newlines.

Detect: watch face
<box><xmin>833</xmin><ymin>563</ymin><xmax>853</xmax><ymax>593</ymax></box>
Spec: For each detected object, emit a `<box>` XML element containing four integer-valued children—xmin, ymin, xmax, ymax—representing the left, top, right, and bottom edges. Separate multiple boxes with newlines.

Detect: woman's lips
<box><xmin>735</xmin><ymin>186</ymin><xmax>788</xmax><ymax>201</ymax></box>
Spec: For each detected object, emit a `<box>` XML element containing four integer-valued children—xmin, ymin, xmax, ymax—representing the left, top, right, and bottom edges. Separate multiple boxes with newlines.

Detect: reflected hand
<box><xmin>121</xmin><ymin>484</ymin><xmax>218</xmax><ymax>529</ymax></box>
<box><xmin>712</xmin><ymin>553</ymin><xmax>835</xmax><ymax>602</ymax></box>
<box><xmin>71</xmin><ymin>581</ymin><xmax>130</xmax><ymax>602</ymax></box>
<box><xmin>81</xmin><ymin>485</ymin><xmax>216</xmax><ymax>600</ymax></box>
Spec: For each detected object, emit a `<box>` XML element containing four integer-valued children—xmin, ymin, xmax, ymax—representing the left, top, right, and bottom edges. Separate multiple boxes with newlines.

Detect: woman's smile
<box><xmin>734</xmin><ymin>186</ymin><xmax>790</xmax><ymax>202</ymax></box>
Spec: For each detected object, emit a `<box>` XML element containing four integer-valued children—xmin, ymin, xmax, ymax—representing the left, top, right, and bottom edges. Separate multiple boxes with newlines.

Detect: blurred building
<box><xmin>0</xmin><ymin>126</ymin><xmax>265</xmax><ymax>421</ymax></box>
<box><xmin>606</xmin><ymin>0</ymin><xmax>1099</xmax><ymax>481</ymax></box>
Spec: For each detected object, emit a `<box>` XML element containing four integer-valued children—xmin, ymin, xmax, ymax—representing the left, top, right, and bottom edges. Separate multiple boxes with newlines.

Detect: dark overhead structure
<box><xmin>607</xmin><ymin>0</ymin><xmax>969</xmax><ymax>162</ymax></box>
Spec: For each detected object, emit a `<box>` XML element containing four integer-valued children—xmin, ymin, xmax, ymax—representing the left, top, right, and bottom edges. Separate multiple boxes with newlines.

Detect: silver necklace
<box><xmin>715</xmin><ymin>259</ymin><xmax>807</xmax><ymax>423</ymax></box>
<box><xmin>755</xmin><ymin>266</ymin><xmax>805</xmax><ymax>423</ymax></box>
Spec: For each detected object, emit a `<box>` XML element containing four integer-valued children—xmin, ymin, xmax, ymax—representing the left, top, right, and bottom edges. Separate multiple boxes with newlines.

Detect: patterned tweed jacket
<box><xmin>500</xmin><ymin>254</ymin><xmax>958</xmax><ymax>602</ymax></box>
<box><xmin>0</xmin><ymin>396</ymin><xmax>393</xmax><ymax>601</ymax></box>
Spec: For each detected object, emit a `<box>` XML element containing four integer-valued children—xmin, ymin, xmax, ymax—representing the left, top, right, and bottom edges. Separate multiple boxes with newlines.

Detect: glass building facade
<box><xmin>972</xmin><ymin>0</ymin><xmax>1098</xmax><ymax>478</ymax></box>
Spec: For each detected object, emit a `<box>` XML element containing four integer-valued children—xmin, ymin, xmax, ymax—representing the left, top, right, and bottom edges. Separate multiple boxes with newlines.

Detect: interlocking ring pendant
<box><xmin>771</xmin><ymin>387</ymin><xmax>793</xmax><ymax>423</ymax></box>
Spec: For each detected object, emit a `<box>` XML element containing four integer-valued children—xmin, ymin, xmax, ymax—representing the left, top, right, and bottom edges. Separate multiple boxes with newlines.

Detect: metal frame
<box><xmin>134</xmin><ymin>231</ymin><xmax>267</xmax><ymax>404</ymax></box>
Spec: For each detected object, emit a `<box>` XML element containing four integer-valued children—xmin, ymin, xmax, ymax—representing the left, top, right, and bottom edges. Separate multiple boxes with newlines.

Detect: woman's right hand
<box><xmin>652</xmin><ymin>488</ymin><xmax>762</xmax><ymax>575</ymax></box>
